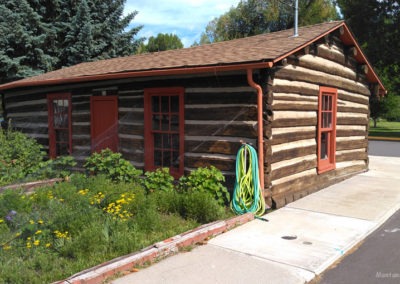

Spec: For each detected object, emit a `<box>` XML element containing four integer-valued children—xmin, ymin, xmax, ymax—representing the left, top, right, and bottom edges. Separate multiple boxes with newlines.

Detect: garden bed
<box><xmin>0</xmin><ymin>129</ymin><xmax>234</xmax><ymax>283</ymax></box>
<box><xmin>0</xmin><ymin>174</ymin><xmax>232</xmax><ymax>284</ymax></box>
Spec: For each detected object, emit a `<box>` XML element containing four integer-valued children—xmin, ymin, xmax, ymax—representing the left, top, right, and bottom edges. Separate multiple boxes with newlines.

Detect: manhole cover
<box><xmin>281</xmin><ymin>235</ymin><xmax>297</xmax><ymax>240</ymax></box>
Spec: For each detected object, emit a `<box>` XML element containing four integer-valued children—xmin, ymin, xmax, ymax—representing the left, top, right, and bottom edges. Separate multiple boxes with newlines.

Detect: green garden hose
<box><xmin>231</xmin><ymin>144</ymin><xmax>266</xmax><ymax>217</ymax></box>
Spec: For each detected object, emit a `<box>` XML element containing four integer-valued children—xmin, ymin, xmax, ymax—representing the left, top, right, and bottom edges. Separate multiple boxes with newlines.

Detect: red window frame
<box><xmin>47</xmin><ymin>93</ymin><xmax>72</xmax><ymax>158</ymax></box>
<box><xmin>317</xmin><ymin>86</ymin><xmax>337</xmax><ymax>173</ymax></box>
<box><xmin>144</xmin><ymin>87</ymin><xmax>184</xmax><ymax>178</ymax></box>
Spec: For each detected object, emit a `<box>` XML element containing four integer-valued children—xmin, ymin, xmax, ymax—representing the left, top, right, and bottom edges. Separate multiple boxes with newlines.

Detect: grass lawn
<box><xmin>369</xmin><ymin>120</ymin><xmax>400</xmax><ymax>139</ymax></box>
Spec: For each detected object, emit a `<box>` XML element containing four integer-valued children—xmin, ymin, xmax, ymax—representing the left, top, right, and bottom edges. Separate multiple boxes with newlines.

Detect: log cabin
<box><xmin>0</xmin><ymin>21</ymin><xmax>386</xmax><ymax>208</ymax></box>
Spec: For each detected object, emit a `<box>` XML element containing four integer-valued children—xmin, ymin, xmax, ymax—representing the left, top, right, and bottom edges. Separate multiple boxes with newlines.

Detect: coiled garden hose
<box><xmin>231</xmin><ymin>144</ymin><xmax>266</xmax><ymax>217</ymax></box>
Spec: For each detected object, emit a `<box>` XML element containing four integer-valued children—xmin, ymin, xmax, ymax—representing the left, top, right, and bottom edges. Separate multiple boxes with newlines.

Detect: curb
<box><xmin>368</xmin><ymin>136</ymin><xmax>400</xmax><ymax>141</ymax></box>
<box><xmin>54</xmin><ymin>213</ymin><xmax>254</xmax><ymax>284</ymax></box>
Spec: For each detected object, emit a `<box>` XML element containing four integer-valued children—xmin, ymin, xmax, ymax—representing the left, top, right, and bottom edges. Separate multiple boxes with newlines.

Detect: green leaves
<box><xmin>138</xmin><ymin>33</ymin><xmax>184</xmax><ymax>53</ymax></box>
<box><xmin>143</xmin><ymin>168</ymin><xmax>174</xmax><ymax>193</ymax></box>
<box><xmin>197</xmin><ymin>0</ymin><xmax>338</xmax><ymax>44</ymax></box>
<box><xmin>84</xmin><ymin>149</ymin><xmax>142</xmax><ymax>183</ymax></box>
<box><xmin>178</xmin><ymin>166</ymin><xmax>230</xmax><ymax>206</ymax></box>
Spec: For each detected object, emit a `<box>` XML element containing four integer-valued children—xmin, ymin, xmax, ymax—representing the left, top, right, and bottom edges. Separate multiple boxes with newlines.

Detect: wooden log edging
<box><xmin>53</xmin><ymin>213</ymin><xmax>255</xmax><ymax>284</ymax></box>
<box><xmin>0</xmin><ymin>178</ymin><xmax>64</xmax><ymax>194</ymax></box>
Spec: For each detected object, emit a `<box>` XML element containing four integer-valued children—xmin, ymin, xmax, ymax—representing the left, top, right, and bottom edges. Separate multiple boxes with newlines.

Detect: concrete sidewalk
<box><xmin>112</xmin><ymin>155</ymin><xmax>400</xmax><ymax>284</ymax></box>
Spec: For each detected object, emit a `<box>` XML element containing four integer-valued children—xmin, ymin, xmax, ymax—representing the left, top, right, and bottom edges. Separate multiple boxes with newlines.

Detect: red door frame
<box><xmin>317</xmin><ymin>86</ymin><xmax>337</xmax><ymax>174</ymax></box>
<box><xmin>144</xmin><ymin>87</ymin><xmax>184</xmax><ymax>178</ymax></box>
<box><xmin>47</xmin><ymin>93</ymin><xmax>72</xmax><ymax>158</ymax></box>
<box><xmin>90</xmin><ymin>96</ymin><xmax>119</xmax><ymax>153</ymax></box>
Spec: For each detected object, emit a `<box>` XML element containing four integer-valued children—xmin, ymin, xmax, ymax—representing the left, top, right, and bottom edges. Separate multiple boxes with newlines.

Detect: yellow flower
<box><xmin>45</xmin><ymin>243</ymin><xmax>51</xmax><ymax>248</ymax></box>
<box><xmin>33</xmin><ymin>240</ymin><xmax>40</xmax><ymax>246</ymax></box>
<box><xmin>29</xmin><ymin>220</ymin><xmax>35</xmax><ymax>225</ymax></box>
<box><xmin>26</xmin><ymin>242</ymin><xmax>32</xmax><ymax>249</ymax></box>
<box><xmin>38</xmin><ymin>220</ymin><xmax>44</xmax><ymax>224</ymax></box>
<box><xmin>3</xmin><ymin>245</ymin><xmax>11</xmax><ymax>250</ymax></box>
<box><xmin>59</xmin><ymin>198</ymin><xmax>64</xmax><ymax>202</ymax></box>
<box><xmin>78</xmin><ymin>189</ymin><xmax>89</xmax><ymax>195</ymax></box>
<box><xmin>15</xmin><ymin>232</ymin><xmax>21</xmax><ymax>237</ymax></box>
<box><xmin>27</xmin><ymin>237</ymin><xmax>31</xmax><ymax>241</ymax></box>
<box><xmin>35</xmin><ymin>230</ymin><xmax>42</xmax><ymax>235</ymax></box>
<box><xmin>0</xmin><ymin>219</ymin><xmax>3</xmax><ymax>224</ymax></box>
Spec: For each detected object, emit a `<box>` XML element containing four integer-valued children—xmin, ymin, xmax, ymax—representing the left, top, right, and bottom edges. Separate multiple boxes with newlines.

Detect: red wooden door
<box><xmin>91</xmin><ymin>96</ymin><xmax>118</xmax><ymax>153</ymax></box>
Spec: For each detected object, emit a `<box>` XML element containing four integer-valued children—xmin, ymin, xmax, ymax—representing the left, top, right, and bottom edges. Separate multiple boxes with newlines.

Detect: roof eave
<box><xmin>273</xmin><ymin>21</ymin><xmax>386</xmax><ymax>95</ymax></box>
<box><xmin>0</xmin><ymin>61</ymin><xmax>274</xmax><ymax>92</ymax></box>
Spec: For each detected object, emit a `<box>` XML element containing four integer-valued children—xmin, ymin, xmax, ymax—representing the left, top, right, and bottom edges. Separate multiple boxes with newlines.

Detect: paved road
<box><xmin>318</xmin><ymin>141</ymin><xmax>400</xmax><ymax>284</ymax></box>
<box><xmin>369</xmin><ymin>140</ymin><xmax>400</xmax><ymax>157</ymax></box>
<box><xmin>318</xmin><ymin>209</ymin><xmax>400</xmax><ymax>284</ymax></box>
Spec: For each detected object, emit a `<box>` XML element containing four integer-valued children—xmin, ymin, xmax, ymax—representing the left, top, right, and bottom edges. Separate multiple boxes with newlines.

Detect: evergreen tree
<box><xmin>0</xmin><ymin>0</ymin><xmax>55</xmax><ymax>83</ymax></box>
<box><xmin>0</xmin><ymin>0</ymin><xmax>143</xmax><ymax>83</ymax></box>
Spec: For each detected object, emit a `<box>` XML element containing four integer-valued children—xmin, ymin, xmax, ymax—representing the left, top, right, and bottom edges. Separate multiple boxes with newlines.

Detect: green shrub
<box><xmin>149</xmin><ymin>190</ymin><xmax>228</xmax><ymax>224</ymax></box>
<box><xmin>0</xmin><ymin>128</ymin><xmax>46</xmax><ymax>186</ymax></box>
<box><xmin>34</xmin><ymin>156</ymin><xmax>77</xmax><ymax>180</ymax></box>
<box><xmin>143</xmin><ymin>168</ymin><xmax>174</xmax><ymax>193</ymax></box>
<box><xmin>83</xmin><ymin>149</ymin><xmax>142</xmax><ymax>183</ymax></box>
<box><xmin>181</xmin><ymin>191</ymin><xmax>226</xmax><ymax>223</ymax></box>
<box><xmin>178</xmin><ymin>166</ymin><xmax>230</xmax><ymax>206</ymax></box>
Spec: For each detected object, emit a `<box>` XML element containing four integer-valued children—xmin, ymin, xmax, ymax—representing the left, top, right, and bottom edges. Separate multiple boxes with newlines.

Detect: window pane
<box><xmin>172</xmin><ymin>151</ymin><xmax>179</xmax><ymax>167</ymax></box>
<box><xmin>154</xmin><ymin>150</ymin><xmax>162</xmax><ymax>166</ymax></box>
<box><xmin>171</xmin><ymin>95</ymin><xmax>179</xmax><ymax>113</ymax></box>
<box><xmin>171</xmin><ymin>115</ymin><xmax>179</xmax><ymax>131</ymax></box>
<box><xmin>154</xmin><ymin>133</ymin><xmax>162</xmax><ymax>148</ymax></box>
<box><xmin>163</xmin><ymin>134</ymin><xmax>170</xmax><ymax>149</ymax></box>
<box><xmin>320</xmin><ymin>132</ymin><xmax>328</xmax><ymax>160</ymax></box>
<box><xmin>161</xmin><ymin>96</ymin><xmax>169</xmax><ymax>112</ymax></box>
<box><xmin>56</xmin><ymin>143</ymin><xmax>69</xmax><ymax>156</ymax></box>
<box><xmin>163</xmin><ymin>150</ymin><xmax>171</xmax><ymax>167</ymax></box>
<box><xmin>161</xmin><ymin>114</ymin><xmax>169</xmax><ymax>130</ymax></box>
<box><xmin>152</xmin><ymin>96</ymin><xmax>159</xmax><ymax>112</ymax></box>
<box><xmin>322</xmin><ymin>112</ymin><xmax>332</xmax><ymax>128</ymax></box>
<box><xmin>56</xmin><ymin>130</ymin><xmax>68</xmax><ymax>142</ymax></box>
<box><xmin>152</xmin><ymin>114</ymin><xmax>161</xmax><ymax>130</ymax></box>
<box><xmin>172</xmin><ymin>134</ymin><xmax>179</xmax><ymax>150</ymax></box>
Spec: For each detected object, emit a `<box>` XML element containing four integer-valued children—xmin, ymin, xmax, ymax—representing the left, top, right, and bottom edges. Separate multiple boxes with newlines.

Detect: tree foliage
<box><xmin>138</xmin><ymin>33</ymin><xmax>183</xmax><ymax>53</ymax></box>
<box><xmin>336</xmin><ymin>0</ymin><xmax>400</xmax><ymax>121</ymax></box>
<box><xmin>0</xmin><ymin>0</ymin><xmax>143</xmax><ymax>84</ymax></box>
<box><xmin>196</xmin><ymin>0</ymin><xmax>338</xmax><ymax>44</ymax></box>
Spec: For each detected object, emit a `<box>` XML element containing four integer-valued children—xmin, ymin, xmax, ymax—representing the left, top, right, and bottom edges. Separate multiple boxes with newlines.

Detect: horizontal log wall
<box><xmin>270</xmin><ymin>36</ymin><xmax>370</xmax><ymax>208</ymax></box>
<box><xmin>3</xmin><ymin>72</ymin><xmax>257</xmax><ymax>182</ymax></box>
<box><xmin>3</xmin><ymin>93</ymin><xmax>49</xmax><ymax>149</ymax></box>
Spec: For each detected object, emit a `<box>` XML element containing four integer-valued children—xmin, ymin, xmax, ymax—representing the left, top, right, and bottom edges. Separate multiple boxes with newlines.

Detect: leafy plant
<box><xmin>143</xmin><ymin>168</ymin><xmax>174</xmax><ymax>193</ymax></box>
<box><xmin>83</xmin><ymin>149</ymin><xmax>142</xmax><ymax>183</ymax></box>
<box><xmin>0</xmin><ymin>128</ymin><xmax>46</xmax><ymax>186</ymax></box>
<box><xmin>178</xmin><ymin>166</ymin><xmax>230</xmax><ymax>206</ymax></box>
<box><xmin>35</xmin><ymin>156</ymin><xmax>77</xmax><ymax>179</ymax></box>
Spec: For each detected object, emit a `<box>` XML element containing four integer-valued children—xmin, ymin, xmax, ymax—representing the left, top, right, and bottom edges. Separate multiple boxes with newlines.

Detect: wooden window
<box><xmin>47</xmin><ymin>93</ymin><xmax>72</xmax><ymax>158</ymax></box>
<box><xmin>317</xmin><ymin>87</ymin><xmax>337</xmax><ymax>173</ymax></box>
<box><xmin>144</xmin><ymin>87</ymin><xmax>184</xmax><ymax>178</ymax></box>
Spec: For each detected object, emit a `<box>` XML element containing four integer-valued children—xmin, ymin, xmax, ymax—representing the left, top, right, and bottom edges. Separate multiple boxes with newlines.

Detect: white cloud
<box><xmin>124</xmin><ymin>0</ymin><xmax>240</xmax><ymax>47</ymax></box>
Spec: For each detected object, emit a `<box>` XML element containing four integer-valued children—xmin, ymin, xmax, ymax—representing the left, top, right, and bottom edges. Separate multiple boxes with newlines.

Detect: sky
<box><xmin>124</xmin><ymin>0</ymin><xmax>241</xmax><ymax>47</ymax></box>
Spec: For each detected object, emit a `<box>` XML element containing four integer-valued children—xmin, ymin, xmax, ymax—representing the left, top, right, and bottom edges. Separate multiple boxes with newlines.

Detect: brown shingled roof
<box><xmin>0</xmin><ymin>21</ymin><xmax>385</xmax><ymax>93</ymax></box>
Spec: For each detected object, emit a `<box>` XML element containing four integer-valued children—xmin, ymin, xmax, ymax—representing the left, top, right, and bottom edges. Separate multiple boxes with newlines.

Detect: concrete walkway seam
<box><xmin>53</xmin><ymin>213</ymin><xmax>254</xmax><ymax>284</ymax></box>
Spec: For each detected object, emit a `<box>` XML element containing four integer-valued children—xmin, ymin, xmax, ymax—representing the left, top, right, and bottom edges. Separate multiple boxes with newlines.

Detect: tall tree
<box><xmin>0</xmin><ymin>0</ymin><xmax>143</xmax><ymax>83</ymax></box>
<box><xmin>197</xmin><ymin>0</ymin><xmax>338</xmax><ymax>44</ymax></box>
<box><xmin>138</xmin><ymin>33</ymin><xmax>183</xmax><ymax>53</ymax></box>
<box><xmin>336</xmin><ymin>0</ymin><xmax>400</xmax><ymax>122</ymax></box>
